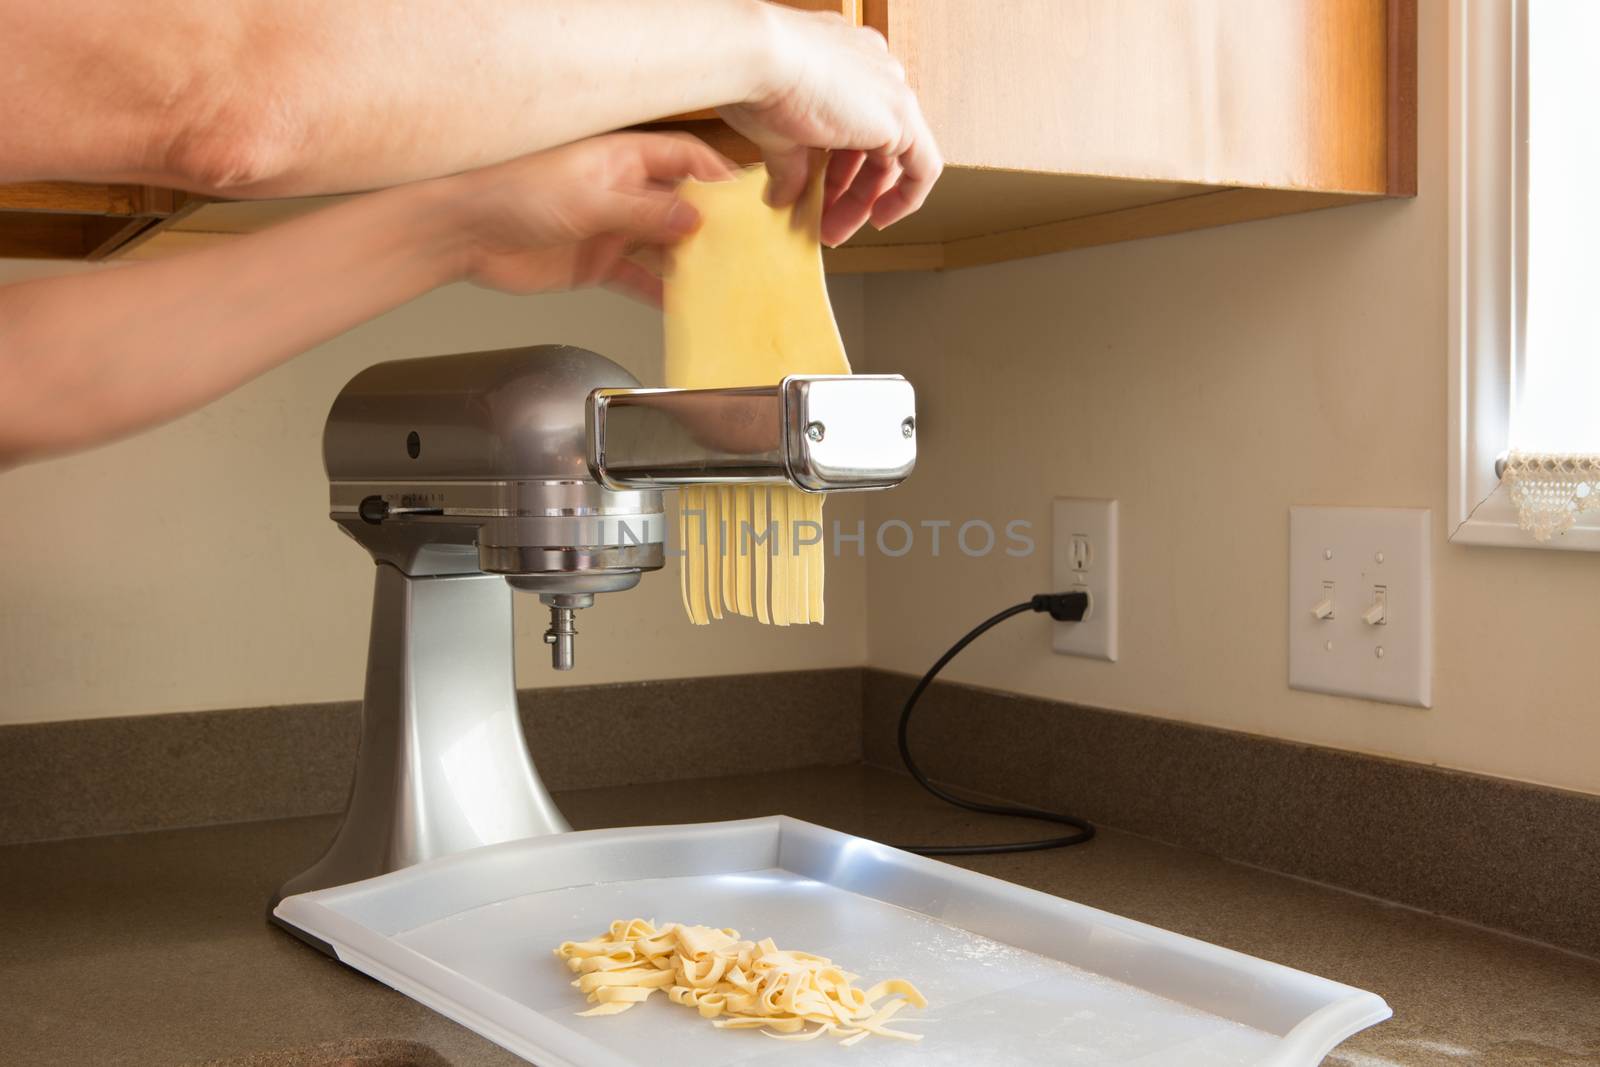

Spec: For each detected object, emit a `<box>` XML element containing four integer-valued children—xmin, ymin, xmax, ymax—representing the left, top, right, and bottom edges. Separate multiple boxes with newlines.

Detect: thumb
<box><xmin>761</xmin><ymin>144</ymin><xmax>813</xmax><ymax>208</ymax></box>
<box><xmin>585</xmin><ymin>188</ymin><xmax>702</xmax><ymax>246</ymax></box>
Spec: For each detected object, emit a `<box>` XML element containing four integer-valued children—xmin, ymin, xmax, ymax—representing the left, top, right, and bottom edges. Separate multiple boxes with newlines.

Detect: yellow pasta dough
<box><xmin>665</xmin><ymin>163</ymin><xmax>848</xmax><ymax>626</ymax></box>
<box><xmin>554</xmin><ymin>918</ymin><xmax>927</xmax><ymax>1045</ymax></box>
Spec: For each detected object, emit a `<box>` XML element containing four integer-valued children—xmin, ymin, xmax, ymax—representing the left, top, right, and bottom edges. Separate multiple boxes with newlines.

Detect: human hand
<box><xmin>446</xmin><ymin>133</ymin><xmax>734</xmax><ymax>304</ymax></box>
<box><xmin>717</xmin><ymin>4</ymin><xmax>943</xmax><ymax>247</ymax></box>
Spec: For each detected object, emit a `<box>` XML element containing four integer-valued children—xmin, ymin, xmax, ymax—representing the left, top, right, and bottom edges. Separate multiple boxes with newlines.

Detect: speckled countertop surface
<box><xmin>4</xmin><ymin>765</ymin><xmax>1598</xmax><ymax>1066</ymax></box>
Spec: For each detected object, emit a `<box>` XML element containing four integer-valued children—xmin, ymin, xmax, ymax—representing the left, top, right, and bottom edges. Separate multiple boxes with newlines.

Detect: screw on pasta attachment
<box><xmin>554</xmin><ymin>918</ymin><xmax>929</xmax><ymax>1045</ymax></box>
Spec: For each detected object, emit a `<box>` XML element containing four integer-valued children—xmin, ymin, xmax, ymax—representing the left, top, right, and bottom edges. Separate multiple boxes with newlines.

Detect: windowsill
<box><xmin>1449</xmin><ymin>480</ymin><xmax>1600</xmax><ymax>550</ymax></box>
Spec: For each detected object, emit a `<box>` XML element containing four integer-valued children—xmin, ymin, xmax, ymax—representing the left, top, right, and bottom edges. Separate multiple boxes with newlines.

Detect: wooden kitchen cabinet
<box><xmin>1</xmin><ymin>0</ymin><xmax>1414</xmax><ymax>272</ymax></box>
<box><xmin>826</xmin><ymin>0</ymin><xmax>1417</xmax><ymax>271</ymax></box>
<box><xmin>0</xmin><ymin>182</ymin><xmax>195</xmax><ymax>260</ymax></box>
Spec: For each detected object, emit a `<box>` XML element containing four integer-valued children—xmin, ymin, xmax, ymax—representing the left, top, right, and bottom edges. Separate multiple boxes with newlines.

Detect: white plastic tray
<box><xmin>274</xmin><ymin>816</ymin><xmax>1388</xmax><ymax>1066</ymax></box>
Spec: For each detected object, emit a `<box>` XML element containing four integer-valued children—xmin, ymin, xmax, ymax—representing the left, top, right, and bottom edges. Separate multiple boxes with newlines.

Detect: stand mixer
<box><xmin>272</xmin><ymin>345</ymin><xmax>915</xmax><ymax>922</ymax></box>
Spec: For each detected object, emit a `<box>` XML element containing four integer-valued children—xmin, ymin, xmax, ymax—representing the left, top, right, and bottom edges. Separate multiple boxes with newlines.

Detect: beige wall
<box><xmin>0</xmin><ymin>274</ymin><xmax>867</xmax><ymax>724</ymax></box>
<box><xmin>9</xmin><ymin>0</ymin><xmax>1597</xmax><ymax>799</ymax></box>
<box><xmin>861</xmin><ymin>0</ymin><xmax>1600</xmax><ymax>798</ymax></box>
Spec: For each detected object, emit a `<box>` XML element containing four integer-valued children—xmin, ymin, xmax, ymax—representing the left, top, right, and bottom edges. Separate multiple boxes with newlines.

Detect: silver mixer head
<box><xmin>323</xmin><ymin>346</ymin><xmax>917</xmax><ymax>669</ymax></box>
<box><xmin>323</xmin><ymin>345</ymin><xmax>667</xmax><ymax>669</ymax></box>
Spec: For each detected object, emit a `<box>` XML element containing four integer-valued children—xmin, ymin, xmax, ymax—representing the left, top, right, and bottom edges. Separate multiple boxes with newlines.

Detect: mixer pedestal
<box><xmin>272</xmin><ymin>564</ymin><xmax>568</xmax><ymax>917</ymax></box>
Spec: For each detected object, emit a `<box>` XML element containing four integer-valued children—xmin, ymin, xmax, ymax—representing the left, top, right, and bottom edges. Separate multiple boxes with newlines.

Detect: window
<box><xmin>1449</xmin><ymin>0</ymin><xmax>1600</xmax><ymax>548</ymax></box>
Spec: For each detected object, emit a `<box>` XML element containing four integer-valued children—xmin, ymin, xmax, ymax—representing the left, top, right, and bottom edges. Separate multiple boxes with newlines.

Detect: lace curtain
<box><xmin>1501</xmin><ymin>453</ymin><xmax>1600</xmax><ymax>542</ymax></box>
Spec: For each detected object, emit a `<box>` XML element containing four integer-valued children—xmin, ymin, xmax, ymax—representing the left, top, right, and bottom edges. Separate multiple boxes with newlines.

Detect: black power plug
<box><xmin>1030</xmin><ymin>590</ymin><xmax>1090</xmax><ymax>622</ymax></box>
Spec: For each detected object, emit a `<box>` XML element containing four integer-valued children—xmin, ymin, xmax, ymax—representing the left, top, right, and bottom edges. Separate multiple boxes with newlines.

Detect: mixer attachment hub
<box><xmin>539</xmin><ymin>593</ymin><xmax>592</xmax><ymax>671</ymax></box>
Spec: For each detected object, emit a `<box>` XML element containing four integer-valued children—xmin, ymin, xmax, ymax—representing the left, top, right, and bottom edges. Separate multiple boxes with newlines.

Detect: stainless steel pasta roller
<box><xmin>273</xmin><ymin>345</ymin><xmax>916</xmax><ymax>927</ymax></box>
<box><xmin>589</xmin><ymin>374</ymin><xmax>917</xmax><ymax>492</ymax></box>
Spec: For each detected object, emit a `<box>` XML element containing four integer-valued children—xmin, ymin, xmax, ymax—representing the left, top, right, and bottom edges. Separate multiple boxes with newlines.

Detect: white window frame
<box><xmin>1447</xmin><ymin>0</ymin><xmax>1600</xmax><ymax>550</ymax></box>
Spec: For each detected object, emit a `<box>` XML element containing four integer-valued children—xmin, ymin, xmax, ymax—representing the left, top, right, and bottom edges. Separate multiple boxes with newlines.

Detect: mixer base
<box><xmin>271</xmin><ymin>564</ymin><xmax>569</xmax><ymax>922</ymax></box>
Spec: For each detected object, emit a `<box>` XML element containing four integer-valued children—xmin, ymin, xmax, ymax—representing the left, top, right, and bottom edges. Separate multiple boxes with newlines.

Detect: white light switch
<box><xmin>1288</xmin><ymin>507</ymin><xmax>1431</xmax><ymax>707</ymax></box>
<box><xmin>1052</xmin><ymin>498</ymin><xmax>1117</xmax><ymax>661</ymax></box>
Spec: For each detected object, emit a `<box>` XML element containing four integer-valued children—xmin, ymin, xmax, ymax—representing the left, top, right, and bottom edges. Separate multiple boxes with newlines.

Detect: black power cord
<box><xmin>895</xmin><ymin>592</ymin><xmax>1097</xmax><ymax>856</ymax></box>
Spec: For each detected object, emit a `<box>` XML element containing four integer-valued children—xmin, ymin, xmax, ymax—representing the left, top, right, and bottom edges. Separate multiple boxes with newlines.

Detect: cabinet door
<box><xmin>866</xmin><ymin>0</ymin><xmax>1399</xmax><ymax>194</ymax></box>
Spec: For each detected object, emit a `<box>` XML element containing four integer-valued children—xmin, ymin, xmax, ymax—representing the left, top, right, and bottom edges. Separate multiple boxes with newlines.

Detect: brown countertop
<box><xmin>3</xmin><ymin>765</ymin><xmax>1598</xmax><ymax>1066</ymax></box>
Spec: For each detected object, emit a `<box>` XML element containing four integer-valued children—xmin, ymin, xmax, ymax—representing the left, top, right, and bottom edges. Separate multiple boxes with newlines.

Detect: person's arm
<box><xmin>0</xmin><ymin>133</ymin><xmax>730</xmax><ymax>466</ymax></box>
<box><xmin>0</xmin><ymin>0</ymin><xmax>939</xmax><ymax>244</ymax></box>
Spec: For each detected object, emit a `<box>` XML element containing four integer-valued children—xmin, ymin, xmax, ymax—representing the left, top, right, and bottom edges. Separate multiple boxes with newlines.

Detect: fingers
<box><xmin>823</xmin><ymin>150</ymin><xmax>867</xmax><ymax>212</ymax></box>
<box><xmin>587</xmin><ymin>187</ymin><xmax>703</xmax><ymax>246</ymax></box>
<box><xmin>717</xmin><ymin>6</ymin><xmax>943</xmax><ymax>239</ymax></box>
<box><xmin>820</xmin><ymin>151</ymin><xmax>900</xmax><ymax>247</ymax></box>
<box><xmin>868</xmin><ymin>115</ymin><xmax>944</xmax><ymax>230</ymax></box>
<box><xmin>761</xmin><ymin>143</ymin><xmax>813</xmax><ymax>208</ymax></box>
<box><xmin>715</xmin><ymin>107</ymin><xmax>808</xmax><ymax>205</ymax></box>
<box><xmin>621</xmin><ymin>131</ymin><xmax>738</xmax><ymax>184</ymax></box>
<box><xmin>605</xmin><ymin>258</ymin><xmax>664</xmax><ymax>307</ymax></box>
<box><xmin>583</xmin><ymin>232</ymin><xmax>665</xmax><ymax>306</ymax></box>
<box><xmin>627</xmin><ymin>244</ymin><xmax>667</xmax><ymax>278</ymax></box>
<box><xmin>567</xmin><ymin>233</ymin><xmax>665</xmax><ymax>306</ymax></box>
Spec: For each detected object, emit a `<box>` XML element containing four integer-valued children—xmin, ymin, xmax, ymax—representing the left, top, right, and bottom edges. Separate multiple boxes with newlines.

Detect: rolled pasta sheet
<box><xmin>663</xmin><ymin>165</ymin><xmax>850</xmax><ymax>629</ymax></box>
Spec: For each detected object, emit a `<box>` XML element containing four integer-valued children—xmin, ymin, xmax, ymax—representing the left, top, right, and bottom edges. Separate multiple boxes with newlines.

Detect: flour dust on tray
<box><xmin>554</xmin><ymin>918</ymin><xmax>928</xmax><ymax>1045</ymax></box>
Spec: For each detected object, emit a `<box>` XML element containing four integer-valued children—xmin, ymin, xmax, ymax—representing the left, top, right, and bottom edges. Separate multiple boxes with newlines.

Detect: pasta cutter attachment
<box><xmin>587</xmin><ymin>374</ymin><xmax>917</xmax><ymax>492</ymax></box>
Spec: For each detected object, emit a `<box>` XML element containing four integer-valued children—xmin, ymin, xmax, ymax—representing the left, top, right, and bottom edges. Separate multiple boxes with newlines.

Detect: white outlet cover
<box><xmin>1288</xmin><ymin>506</ymin><xmax>1432</xmax><ymax>708</ymax></box>
<box><xmin>1052</xmin><ymin>498</ymin><xmax>1117</xmax><ymax>661</ymax></box>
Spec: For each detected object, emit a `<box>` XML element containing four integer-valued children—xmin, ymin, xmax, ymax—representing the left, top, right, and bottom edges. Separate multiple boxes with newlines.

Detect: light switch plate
<box><xmin>1052</xmin><ymin>498</ymin><xmax>1117</xmax><ymax>661</ymax></box>
<box><xmin>1288</xmin><ymin>506</ymin><xmax>1432</xmax><ymax>707</ymax></box>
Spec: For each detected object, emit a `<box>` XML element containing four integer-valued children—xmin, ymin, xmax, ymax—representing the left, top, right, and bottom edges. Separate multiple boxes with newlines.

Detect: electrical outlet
<box><xmin>1288</xmin><ymin>506</ymin><xmax>1432</xmax><ymax>707</ymax></box>
<box><xmin>1052</xmin><ymin>498</ymin><xmax>1117</xmax><ymax>661</ymax></box>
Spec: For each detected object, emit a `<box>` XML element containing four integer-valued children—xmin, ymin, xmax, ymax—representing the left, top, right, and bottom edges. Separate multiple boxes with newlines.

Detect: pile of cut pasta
<box><xmin>554</xmin><ymin>918</ymin><xmax>928</xmax><ymax>1045</ymax></box>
